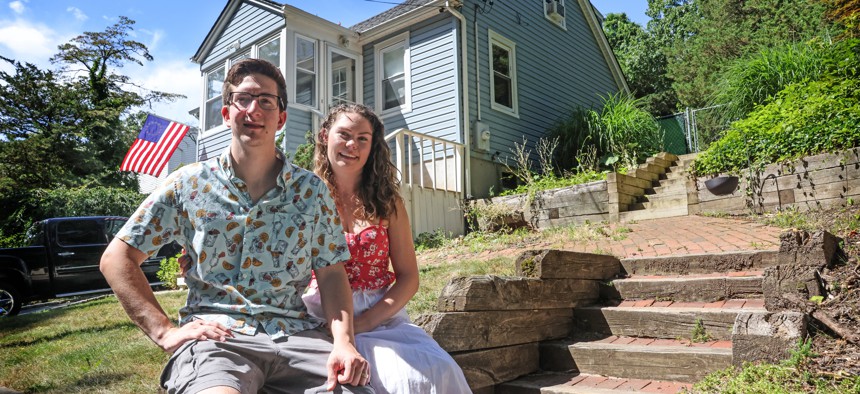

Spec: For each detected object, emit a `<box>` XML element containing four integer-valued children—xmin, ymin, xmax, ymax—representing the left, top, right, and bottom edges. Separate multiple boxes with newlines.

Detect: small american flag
<box><xmin>120</xmin><ymin>114</ymin><xmax>190</xmax><ymax>176</ymax></box>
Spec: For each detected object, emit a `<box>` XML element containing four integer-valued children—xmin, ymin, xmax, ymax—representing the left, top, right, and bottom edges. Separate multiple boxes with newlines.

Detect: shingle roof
<box><xmin>349</xmin><ymin>0</ymin><xmax>439</xmax><ymax>33</ymax></box>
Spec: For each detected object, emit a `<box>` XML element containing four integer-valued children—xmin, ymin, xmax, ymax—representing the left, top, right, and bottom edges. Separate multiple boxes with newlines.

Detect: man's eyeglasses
<box><xmin>229</xmin><ymin>92</ymin><xmax>283</xmax><ymax>111</ymax></box>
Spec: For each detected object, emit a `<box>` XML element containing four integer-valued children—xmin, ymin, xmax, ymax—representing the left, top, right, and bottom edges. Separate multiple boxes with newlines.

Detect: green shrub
<box><xmin>414</xmin><ymin>229</ymin><xmax>447</xmax><ymax>252</ymax></box>
<box><xmin>712</xmin><ymin>40</ymin><xmax>830</xmax><ymax>124</ymax></box>
<box><xmin>0</xmin><ymin>186</ymin><xmax>145</xmax><ymax>247</ymax></box>
<box><xmin>693</xmin><ymin>38</ymin><xmax>860</xmax><ymax>176</ymax></box>
<box><xmin>592</xmin><ymin>93</ymin><xmax>664</xmax><ymax>170</ymax></box>
<box><xmin>156</xmin><ymin>252</ymin><xmax>183</xmax><ymax>290</ymax></box>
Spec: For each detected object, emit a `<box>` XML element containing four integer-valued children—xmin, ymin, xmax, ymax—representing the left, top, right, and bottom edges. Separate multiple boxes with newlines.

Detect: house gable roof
<box><xmin>191</xmin><ymin>0</ymin><xmax>283</xmax><ymax>64</ymax></box>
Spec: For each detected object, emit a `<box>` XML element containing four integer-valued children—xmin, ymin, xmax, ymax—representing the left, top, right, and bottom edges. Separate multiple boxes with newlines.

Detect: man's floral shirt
<box><xmin>116</xmin><ymin>148</ymin><xmax>349</xmax><ymax>339</ymax></box>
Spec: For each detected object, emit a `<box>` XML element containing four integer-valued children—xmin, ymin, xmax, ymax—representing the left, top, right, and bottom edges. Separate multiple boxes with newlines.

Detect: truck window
<box><xmin>104</xmin><ymin>218</ymin><xmax>126</xmax><ymax>239</ymax></box>
<box><xmin>57</xmin><ymin>220</ymin><xmax>107</xmax><ymax>246</ymax></box>
<box><xmin>26</xmin><ymin>222</ymin><xmax>45</xmax><ymax>246</ymax></box>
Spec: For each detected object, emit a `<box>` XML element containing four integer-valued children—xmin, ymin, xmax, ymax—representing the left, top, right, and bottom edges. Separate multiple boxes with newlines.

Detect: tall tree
<box><xmin>49</xmin><ymin>16</ymin><xmax>181</xmax><ymax>187</ymax></box>
<box><xmin>602</xmin><ymin>13</ymin><xmax>676</xmax><ymax>115</ymax></box>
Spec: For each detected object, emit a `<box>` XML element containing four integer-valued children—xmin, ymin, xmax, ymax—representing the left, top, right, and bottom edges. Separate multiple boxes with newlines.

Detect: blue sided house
<box><xmin>192</xmin><ymin>0</ymin><xmax>628</xmax><ymax>236</ymax></box>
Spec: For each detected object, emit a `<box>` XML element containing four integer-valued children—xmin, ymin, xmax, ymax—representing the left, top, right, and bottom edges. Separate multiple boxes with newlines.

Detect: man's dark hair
<box><xmin>222</xmin><ymin>58</ymin><xmax>288</xmax><ymax>110</ymax></box>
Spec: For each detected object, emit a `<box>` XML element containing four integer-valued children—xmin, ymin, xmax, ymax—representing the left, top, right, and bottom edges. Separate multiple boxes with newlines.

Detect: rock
<box><xmin>732</xmin><ymin>311</ymin><xmax>808</xmax><ymax>366</ymax></box>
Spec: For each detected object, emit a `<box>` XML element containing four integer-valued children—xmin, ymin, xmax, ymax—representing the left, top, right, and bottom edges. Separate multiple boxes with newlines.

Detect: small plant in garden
<box><xmin>691</xmin><ymin>318</ymin><xmax>711</xmax><ymax>343</ymax></box>
<box><xmin>157</xmin><ymin>252</ymin><xmax>183</xmax><ymax>290</ymax></box>
<box><xmin>414</xmin><ymin>229</ymin><xmax>448</xmax><ymax>252</ymax></box>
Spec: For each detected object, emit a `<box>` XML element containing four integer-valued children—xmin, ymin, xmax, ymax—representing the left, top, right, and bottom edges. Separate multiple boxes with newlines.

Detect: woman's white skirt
<box><xmin>303</xmin><ymin>286</ymin><xmax>472</xmax><ymax>394</ymax></box>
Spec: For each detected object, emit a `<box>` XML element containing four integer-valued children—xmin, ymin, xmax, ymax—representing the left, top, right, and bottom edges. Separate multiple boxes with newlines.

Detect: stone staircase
<box><xmin>615</xmin><ymin>153</ymin><xmax>698</xmax><ymax>223</ymax></box>
<box><xmin>494</xmin><ymin>250</ymin><xmax>781</xmax><ymax>394</ymax></box>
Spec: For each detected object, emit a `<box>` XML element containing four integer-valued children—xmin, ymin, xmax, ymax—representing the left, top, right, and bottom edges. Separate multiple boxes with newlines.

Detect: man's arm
<box><xmin>314</xmin><ymin>263</ymin><xmax>370</xmax><ymax>388</ymax></box>
<box><xmin>100</xmin><ymin>238</ymin><xmax>232</xmax><ymax>353</ymax></box>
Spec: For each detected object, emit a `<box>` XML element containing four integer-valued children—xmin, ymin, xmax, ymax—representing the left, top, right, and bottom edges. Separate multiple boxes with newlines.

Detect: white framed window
<box><xmin>544</xmin><ymin>0</ymin><xmax>566</xmax><ymax>29</ymax></box>
<box><xmin>203</xmin><ymin>66</ymin><xmax>225</xmax><ymax>131</ymax></box>
<box><xmin>489</xmin><ymin>30</ymin><xmax>518</xmax><ymax>117</ymax></box>
<box><xmin>294</xmin><ymin>34</ymin><xmax>317</xmax><ymax>108</ymax></box>
<box><xmin>374</xmin><ymin>32</ymin><xmax>411</xmax><ymax>115</ymax></box>
<box><xmin>258</xmin><ymin>36</ymin><xmax>281</xmax><ymax>71</ymax></box>
<box><xmin>327</xmin><ymin>47</ymin><xmax>358</xmax><ymax>108</ymax></box>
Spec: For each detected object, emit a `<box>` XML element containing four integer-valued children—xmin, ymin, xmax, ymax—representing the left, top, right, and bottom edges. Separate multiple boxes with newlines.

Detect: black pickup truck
<box><xmin>0</xmin><ymin>216</ymin><xmax>180</xmax><ymax>316</ymax></box>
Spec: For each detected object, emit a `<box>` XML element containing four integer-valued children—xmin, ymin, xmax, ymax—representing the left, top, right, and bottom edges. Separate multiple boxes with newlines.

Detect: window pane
<box><xmin>331</xmin><ymin>52</ymin><xmax>355</xmax><ymax>105</ymax></box>
<box><xmin>492</xmin><ymin>45</ymin><xmax>510</xmax><ymax>76</ymax></box>
<box><xmin>296</xmin><ymin>38</ymin><xmax>315</xmax><ymax>72</ymax></box>
<box><xmin>57</xmin><ymin>220</ymin><xmax>105</xmax><ymax>246</ymax></box>
<box><xmin>231</xmin><ymin>52</ymin><xmax>250</xmax><ymax>66</ymax></box>
<box><xmin>206</xmin><ymin>68</ymin><xmax>224</xmax><ymax>100</ymax></box>
<box><xmin>382</xmin><ymin>74</ymin><xmax>405</xmax><ymax>110</ymax></box>
<box><xmin>296</xmin><ymin>70</ymin><xmax>315</xmax><ymax>106</ymax></box>
<box><xmin>494</xmin><ymin>73</ymin><xmax>512</xmax><ymax>107</ymax></box>
<box><xmin>382</xmin><ymin>46</ymin><xmax>404</xmax><ymax>78</ymax></box>
<box><xmin>205</xmin><ymin>97</ymin><xmax>223</xmax><ymax>130</ymax></box>
<box><xmin>259</xmin><ymin>38</ymin><xmax>280</xmax><ymax>67</ymax></box>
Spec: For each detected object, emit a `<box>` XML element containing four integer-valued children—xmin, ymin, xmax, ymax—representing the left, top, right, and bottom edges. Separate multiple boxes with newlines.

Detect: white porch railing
<box><xmin>384</xmin><ymin>128</ymin><xmax>465</xmax><ymax>238</ymax></box>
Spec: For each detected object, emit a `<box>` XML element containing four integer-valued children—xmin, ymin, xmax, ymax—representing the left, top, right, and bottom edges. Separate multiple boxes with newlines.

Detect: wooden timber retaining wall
<box><xmin>693</xmin><ymin>147</ymin><xmax>860</xmax><ymax>215</ymax></box>
<box><xmin>415</xmin><ymin>250</ymin><xmax>621</xmax><ymax>393</ymax></box>
<box><xmin>477</xmin><ymin>148</ymin><xmax>860</xmax><ymax>227</ymax></box>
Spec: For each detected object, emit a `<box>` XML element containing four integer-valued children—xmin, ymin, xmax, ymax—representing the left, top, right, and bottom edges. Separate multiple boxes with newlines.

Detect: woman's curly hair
<box><xmin>313</xmin><ymin>103</ymin><xmax>401</xmax><ymax>221</ymax></box>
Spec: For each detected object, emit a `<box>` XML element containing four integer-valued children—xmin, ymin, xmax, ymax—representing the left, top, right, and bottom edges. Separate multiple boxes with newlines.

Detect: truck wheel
<box><xmin>0</xmin><ymin>281</ymin><xmax>21</xmax><ymax>317</ymax></box>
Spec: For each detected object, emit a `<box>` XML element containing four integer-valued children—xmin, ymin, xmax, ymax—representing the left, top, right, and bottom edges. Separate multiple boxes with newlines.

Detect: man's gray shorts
<box><xmin>160</xmin><ymin>328</ymin><xmax>375</xmax><ymax>394</ymax></box>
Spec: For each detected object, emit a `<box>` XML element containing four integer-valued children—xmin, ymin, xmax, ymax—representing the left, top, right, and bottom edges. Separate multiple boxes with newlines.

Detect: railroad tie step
<box><xmin>497</xmin><ymin>371</ymin><xmax>693</xmax><ymax>394</ymax></box>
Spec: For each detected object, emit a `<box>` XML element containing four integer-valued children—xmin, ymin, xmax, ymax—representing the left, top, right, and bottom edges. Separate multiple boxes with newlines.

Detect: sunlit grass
<box><xmin>0</xmin><ymin>291</ymin><xmax>185</xmax><ymax>393</ymax></box>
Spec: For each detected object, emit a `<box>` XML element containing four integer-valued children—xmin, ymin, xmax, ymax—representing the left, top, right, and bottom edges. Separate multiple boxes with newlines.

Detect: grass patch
<box><xmin>0</xmin><ymin>291</ymin><xmax>185</xmax><ymax>393</ymax></box>
<box><xmin>693</xmin><ymin>340</ymin><xmax>860</xmax><ymax>393</ymax></box>
<box><xmin>408</xmin><ymin>257</ymin><xmax>516</xmax><ymax>318</ymax></box>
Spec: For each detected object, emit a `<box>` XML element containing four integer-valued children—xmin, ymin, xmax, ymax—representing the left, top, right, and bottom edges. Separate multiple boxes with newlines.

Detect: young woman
<box><xmin>301</xmin><ymin>103</ymin><xmax>472</xmax><ymax>394</ymax></box>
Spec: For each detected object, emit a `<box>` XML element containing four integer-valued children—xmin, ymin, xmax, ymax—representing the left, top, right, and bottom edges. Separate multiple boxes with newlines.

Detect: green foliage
<box><xmin>692</xmin><ymin>39</ymin><xmax>860</xmax><ymax>176</ymax></box>
<box><xmin>691</xmin><ymin>318</ymin><xmax>711</xmax><ymax>343</ymax></box>
<box><xmin>414</xmin><ymin>229</ymin><xmax>448</xmax><ymax>252</ymax></box>
<box><xmin>292</xmin><ymin>131</ymin><xmax>316</xmax><ymax>171</ymax></box>
<box><xmin>650</xmin><ymin>0</ymin><xmax>830</xmax><ymax>110</ymax></box>
<box><xmin>0</xmin><ymin>186</ymin><xmax>144</xmax><ymax>247</ymax></box>
<box><xmin>602</xmin><ymin>13</ymin><xmax>676</xmax><ymax>115</ymax></box>
<box><xmin>695</xmin><ymin>339</ymin><xmax>860</xmax><ymax>393</ymax></box>
<box><xmin>592</xmin><ymin>93</ymin><xmax>664</xmax><ymax>170</ymax></box>
<box><xmin>547</xmin><ymin>94</ymin><xmax>661</xmax><ymax>174</ymax></box>
<box><xmin>157</xmin><ymin>253</ymin><xmax>183</xmax><ymax>290</ymax></box>
<box><xmin>499</xmin><ymin>170</ymin><xmax>606</xmax><ymax>197</ymax></box>
<box><xmin>712</xmin><ymin>40</ymin><xmax>831</xmax><ymax>124</ymax></box>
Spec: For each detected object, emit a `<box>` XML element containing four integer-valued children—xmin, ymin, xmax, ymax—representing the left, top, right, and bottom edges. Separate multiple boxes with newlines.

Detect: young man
<box><xmin>101</xmin><ymin>58</ymin><xmax>373</xmax><ymax>394</ymax></box>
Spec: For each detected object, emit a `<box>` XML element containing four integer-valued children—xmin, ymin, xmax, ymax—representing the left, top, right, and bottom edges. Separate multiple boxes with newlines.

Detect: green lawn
<box><xmin>0</xmin><ymin>291</ymin><xmax>185</xmax><ymax>393</ymax></box>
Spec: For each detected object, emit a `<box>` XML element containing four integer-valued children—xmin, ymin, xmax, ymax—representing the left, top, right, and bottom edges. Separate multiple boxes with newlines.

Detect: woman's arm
<box><xmin>353</xmin><ymin>198</ymin><xmax>419</xmax><ymax>333</ymax></box>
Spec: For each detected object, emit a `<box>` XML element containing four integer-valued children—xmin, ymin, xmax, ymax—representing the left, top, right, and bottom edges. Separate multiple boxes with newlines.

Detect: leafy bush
<box><xmin>592</xmin><ymin>93</ymin><xmax>664</xmax><ymax>170</ymax></box>
<box><xmin>414</xmin><ymin>229</ymin><xmax>447</xmax><ymax>252</ymax></box>
<box><xmin>0</xmin><ymin>186</ymin><xmax>145</xmax><ymax>247</ymax></box>
<box><xmin>548</xmin><ymin>94</ymin><xmax>663</xmax><ymax>172</ymax></box>
<box><xmin>693</xmin><ymin>38</ymin><xmax>860</xmax><ymax>176</ymax></box>
<box><xmin>712</xmin><ymin>40</ymin><xmax>830</xmax><ymax>124</ymax></box>
<box><xmin>156</xmin><ymin>252</ymin><xmax>183</xmax><ymax>290</ymax></box>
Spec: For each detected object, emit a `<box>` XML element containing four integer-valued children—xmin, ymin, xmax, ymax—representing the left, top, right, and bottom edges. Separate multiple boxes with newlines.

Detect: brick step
<box><xmin>497</xmin><ymin>371</ymin><xmax>692</xmax><ymax>394</ymax></box>
<box><xmin>620</xmin><ymin>250</ymin><xmax>778</xmax><ymax>276</ymax></box>
<box><xmin>611</xmin><ymin>272</ymin><xmax>764</xmax><ymax>302</ymax></box>
<box><xmin>618</xmin><ymin>205</ymin><xmax>688</xmax><ymax>222</ymax></box>
<box><xmin>573</xmin><ymin>300</ymin><xmax>766</xmax><ymax>340</ymax></box>
<box><xmin>569</xmin><ymin>336</ymin><xmax>732</xmax><ymax>383</ymax></box>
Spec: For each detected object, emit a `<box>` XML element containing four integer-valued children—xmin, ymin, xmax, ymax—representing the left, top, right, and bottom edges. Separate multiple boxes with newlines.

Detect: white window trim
<box><xmin>200</xmin><ymin>33</ymin><xmax>284</xmax><ymax>138</ymax></box>
<box><xmin>374</xmin><ymin>31</ymin><xmax>411</xmax><ymax>116</ymax></box>
<box><xmin>544</xmin><ymin>0</ymin><xmax>567</xmax><ymax>29</ymax></box>
<box><xmin>488</xmin><ymin>30</ymin><xmax>519</xmax><ymax>118</ymax></box>
<box><xmin>292</xmin><ymin>33</ymin><xmax>319</xmax><ymax>111</ymax></box>
<box><xmin>326</xmin><ymin>46</ymin><xmax>362</xmax><ymax>110</ymax></box>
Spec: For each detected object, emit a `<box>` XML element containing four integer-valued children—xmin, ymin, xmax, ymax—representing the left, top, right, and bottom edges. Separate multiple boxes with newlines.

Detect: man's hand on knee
<box><xmin>160</xmin><ymin>319</ymin><xmax>234</xmax><ymax>353</ymax></box>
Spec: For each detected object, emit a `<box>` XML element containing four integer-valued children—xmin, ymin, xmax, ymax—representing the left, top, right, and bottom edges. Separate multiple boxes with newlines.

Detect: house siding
<box><xmin>201</xmin><ymin>2</ymin><xmax>284</xmax><ymax>71</ymax></box>
<box><xmin>284</xmin><ymin>107</ymin><xmax>313</xmax><ymax>155</ymax></box>
<box><xmin>465</xmin><ymin>0</ymin><xmax>620</xmax><ymax>160</ymax></box>
<box><xmin>198</xmin><ymin>128</ymin><xmax>231</xmax><ymax>162</ymax></box>
<box><xmin>362</xmin><ymin>14</ymin><xmax>461</xmax><ymax>144</ymax></box>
